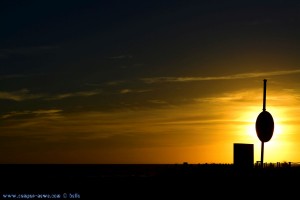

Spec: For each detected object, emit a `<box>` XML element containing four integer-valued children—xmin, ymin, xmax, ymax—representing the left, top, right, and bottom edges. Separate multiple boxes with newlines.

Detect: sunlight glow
<box><xmin>237</xmin><ymin>97</ymin><xmax>295</xmax><ymax>163</ymax></box>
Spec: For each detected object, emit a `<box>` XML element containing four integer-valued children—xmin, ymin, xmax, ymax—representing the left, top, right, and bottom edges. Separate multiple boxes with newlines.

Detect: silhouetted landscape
<box><xmin>1</xmin><ymin>163</ymin><xmax>299</xmax><ymax>198</ymax></box>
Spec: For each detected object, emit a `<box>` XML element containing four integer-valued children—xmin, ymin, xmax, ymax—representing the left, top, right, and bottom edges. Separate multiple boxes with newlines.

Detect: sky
<box><xmin>1</xmin><ymin>0</ymin><xmax>300</xmax><ymax>164</ymax></box>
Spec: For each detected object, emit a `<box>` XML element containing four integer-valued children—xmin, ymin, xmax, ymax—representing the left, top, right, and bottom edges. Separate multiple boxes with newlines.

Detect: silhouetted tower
<box><xmin>255</xmin><ymin>79</ymin><xmax>274</xmax><ymax>168</ymax></box>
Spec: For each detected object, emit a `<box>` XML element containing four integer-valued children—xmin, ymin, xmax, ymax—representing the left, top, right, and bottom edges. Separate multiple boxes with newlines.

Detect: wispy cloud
<box><xmin>0</xmin><ymin>89</ymin><xmax>43</xmax><ymax>101</ymax></box>
<box><xmin>120</xmin><ymin>89</ymin><xmax>151</xmax><ymax>94</ymax></box>
<box><xmin>148</xmin><ymin>100</ymin><xmax>168</xmax><ymax>104</ymax></box>
<box><xmin>195</xmin><ymin>90</ymin><xmax>261</xmax><ymax>103</ymax></box>
<box><xmin>120</xmin><ymin>89</ymin><xmax>131</xmax><ymax>94</ymax></box>
<box><xmin>141</xmin><ymin>69</ymin><xmax>300</xmax><ymax>83</ymax></box>
<box><xmin>2</xmin><ymin>109</ymin><xmax>63</xmax><ymax>119</ymax></box>
<box><xmin>47</xmin><ymin>90</ymin><xmax>100</xmax><ymax>100</ymax></box>
<box><xmin>0</xmin><ymin>89</ymin><xmax>101</xmax><ymax>101</ymax></box>
<box><xmin>106</xmin><ymin>80</ymin><xmax>126</xmax><ymax>86</ymax></box>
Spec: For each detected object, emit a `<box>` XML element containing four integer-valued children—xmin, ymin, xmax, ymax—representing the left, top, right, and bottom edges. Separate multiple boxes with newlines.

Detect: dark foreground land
<box><xmin>0</xmin><ymin>164</ymin><xmax>299</xmax><ymax>198</ymax></box>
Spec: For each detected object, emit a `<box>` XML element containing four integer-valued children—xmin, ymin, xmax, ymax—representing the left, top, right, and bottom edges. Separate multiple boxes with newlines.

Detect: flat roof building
<box><xmin>233</xmin><ymin>143</ymin><xmax>254</xmax><ymax>169</ymax></box>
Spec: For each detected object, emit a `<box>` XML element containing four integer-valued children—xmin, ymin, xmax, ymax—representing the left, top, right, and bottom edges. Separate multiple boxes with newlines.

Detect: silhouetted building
<box><xmin>233</xmin><ymin>143</ymin><xmax>254</xmax><ymax>169</ymax></box>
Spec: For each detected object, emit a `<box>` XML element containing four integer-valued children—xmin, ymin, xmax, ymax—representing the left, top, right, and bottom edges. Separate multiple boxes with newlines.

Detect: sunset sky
<box><xmin>1</xmin><ymin>1</ymin><xmax>300</xmax><ymax>164</ymax></box>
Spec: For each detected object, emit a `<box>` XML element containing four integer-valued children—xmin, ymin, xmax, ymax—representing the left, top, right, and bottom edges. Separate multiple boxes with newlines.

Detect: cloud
<box><xmin>195</xmin><ymin>90</ymin><xmax>261</xmax><ymax>104</ymax></box>
<box><xmin>1</xmin><ymin>109</ymin><xmax>63</xmax><ymax>119</ymax></box>
<box><xmin>47</xmin><ymin>90</ymin><xmax>100</xmax><ymax>100</ymax></box>
<box><xmin>32</xmin><ymin>109</ymin><xmax>63</xmax><ymax>115</ymax></box>
<box><xmin>120</xmin><ymin>89</ymin><xmax>131</xmax><ymax>94</ymax></box>
<box><xmin>0</xmin><ymin>89</ymin><xmax>101</xmax><ymax>101</ymax></box>
<box><xmin>119</xmin><ymin>89</ymin><xmax>151</xmax><ymax>94</ymax></box>
<box><xmin>0</xmin><ymin>89</ymin><xmax>43</xmax><ymax>101</ymax></box>
<box><xmin>148</xmin><ymin>100</ymin><xmax>168</xmax><ymax>104</ymax></box>
<box><xmin>141</xmin><ymin>69</ymin><xmax>300</xmax><ymax>83</ymax></box>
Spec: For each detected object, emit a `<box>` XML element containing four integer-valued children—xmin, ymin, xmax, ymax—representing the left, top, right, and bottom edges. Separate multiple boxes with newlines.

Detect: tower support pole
<box><xmin>261</xmin><ymin>141</ymin><xmax>264</xmax><ymax>168</ymax></box>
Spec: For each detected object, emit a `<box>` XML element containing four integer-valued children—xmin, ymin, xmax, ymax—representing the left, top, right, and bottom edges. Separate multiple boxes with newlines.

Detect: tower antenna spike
<box><xmin>263</xmin><ymin>79</ymin><xmax>267</xmax><ymax>111</ymax></box>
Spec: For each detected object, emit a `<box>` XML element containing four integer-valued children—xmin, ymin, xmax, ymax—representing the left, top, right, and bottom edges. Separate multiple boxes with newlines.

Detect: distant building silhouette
<box><xmin>233</xmin><ymin>143</ymin><xmax>254</xmax><ymax>169</ymax></box>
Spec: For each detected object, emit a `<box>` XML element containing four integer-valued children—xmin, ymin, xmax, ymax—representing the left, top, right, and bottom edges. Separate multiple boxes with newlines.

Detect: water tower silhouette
<box><xmin>255</xmin><ymin>79</ymin><xmax>274</xmax><ymax>168</ymax></box>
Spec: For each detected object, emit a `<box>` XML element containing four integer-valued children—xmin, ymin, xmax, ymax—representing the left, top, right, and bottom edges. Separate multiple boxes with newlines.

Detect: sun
<box><xmin>236</xmin><ymin>104</ymin><xmax>289</xmax><ymax>163</ymax></box>
<box><xmin>273</xmin><ymin>122</ymin><xmax>283</xmax><ymax>136</ymax></box>
<box><xmin>228</xmin><ymin>84</ymin><xmax>298</xmax><ymax>163</ymax></box>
